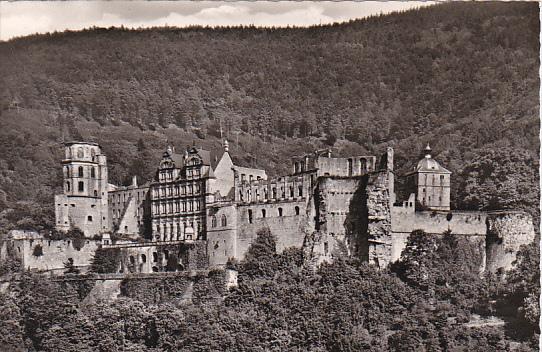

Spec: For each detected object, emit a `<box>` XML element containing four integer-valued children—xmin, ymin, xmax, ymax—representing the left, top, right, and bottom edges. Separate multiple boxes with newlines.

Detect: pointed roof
<box><xmin>414</xmin><ymin>144</ymin><xmax>451</xmax><ymax>174</ymax></box>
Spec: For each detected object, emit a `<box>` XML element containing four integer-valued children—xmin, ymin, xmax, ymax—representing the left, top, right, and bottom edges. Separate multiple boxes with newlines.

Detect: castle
<box><xmin>3</xmin><ymin>141</ymin><xmax>535</xmax><ymax>275</ymax></box>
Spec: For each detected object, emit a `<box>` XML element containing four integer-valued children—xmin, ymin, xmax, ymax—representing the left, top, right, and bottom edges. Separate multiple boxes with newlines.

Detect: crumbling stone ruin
<box><xmin>1</xmin><ymin>141</ymin><xmax>535</xmax><ymax>275</ymax></box>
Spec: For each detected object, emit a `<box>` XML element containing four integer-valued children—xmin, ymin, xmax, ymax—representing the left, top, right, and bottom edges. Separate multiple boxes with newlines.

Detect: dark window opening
<box><xmin>91</xmin><ymin>167</ymin><xmax>96</xmax><ymax>178</ymax></box>
<box><xmin>78</xmin><ymin>181</ymin><xmax>84</xmax><ymax>192</ymax></box>
<box><xmin>278</xmin><ymin>208</ymin><xmax>283</xmax><ymax>217</ymax></box>
<box><xmin>261</xmin><ymin>209</ymin><xmax>266</xmax><ymax>218</ymax></box>
<box><xmin>221</xmin><ymin>214</ymin><xmax>227</xmax><ymax>227</ymax></box>
<box><xmin>248</xmin><ymin>209</ymin><xmax>253</xmax><ymax>224</ymax></box>
<box><xmin>78</xmin><ymin>166</ymin><xmax>84</xmax><ymax>177</ymax></box>
<box><xmin>295</xmin><ymin>206</ymin><xmax>300</xmax><ymax>216</ymax></box>
<box><xmin>153</xmin><ymin>252</ymin><xmax>158</xmax><ymax>262</ymax></box>
<box><xmin>87</xmin><ymin>215</ymin><xmax>93</xmax><ymax>222</ymax></box>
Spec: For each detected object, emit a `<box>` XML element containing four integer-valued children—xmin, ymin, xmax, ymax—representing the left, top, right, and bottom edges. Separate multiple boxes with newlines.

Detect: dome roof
<box><xmin>415</xmin><ymin>157</ymin><xmax>451</xmax><ymax>173</ymax></box>
<box><xmin>414</xmin><ymin>145</ymin><xmax>451</xmax><ymax>174</ymax></box>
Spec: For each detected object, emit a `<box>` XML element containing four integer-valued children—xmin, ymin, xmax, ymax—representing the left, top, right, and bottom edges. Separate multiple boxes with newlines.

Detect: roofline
<box><xmin>64</xmin><ymin>141</ymin><xmax>101</xmax><ymax>147</ymax></box>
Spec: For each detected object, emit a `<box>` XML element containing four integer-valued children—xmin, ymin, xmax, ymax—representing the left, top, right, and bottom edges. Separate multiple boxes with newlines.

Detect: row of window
<box><xmin>155</xmin><ymin>221</ymin><xmax>201</xmax><ymax>236</ymax></box>
<box><xmin>109</xmin><ymin>191</ymin><xmax>146</xmax><ymax>204</ymax></box>
<box><xmin>66</xmin><ymin>166</ymin><xmax>96</xmax><ymax>178</ymax></box>
<box><xmin>153</xmin><ymin>200</ymin><xmax>201</xmax><ymax>215</ymax></box>
<box><xmin>153</xmin><ymin>184</ymin><xmax>201</xmax><ymax>198</ymax></box>
<box><xmin>67</xmin><ymin>146</ymin><xmax>97</xmax><ymax>160</ymax></box>
<box><xmin>65</xmin><ymin>181</ymin><xmax>98</xmax><ymax>196</ymax></box>
<box><xmin>240</xmin><ymin>174</ymin><xmax>262</xmax><ymax>183</ymax></box>
<box><xmin>210</xmin><ymin>214</ymin><xmax>228</xmax><ymax>228</ymax></box>
<box><xmin>159</xmin><ymin>168</ymin><xmax>201</xmax><ymax>181</ymax></box>
<box><xmin>246</xmin><ymin>206</ymin><xmax>300</xmax><ymax>223</ymax></box>
<box><xmin>239</xmin><ymin>185</ymin><xmax>303</xmax><ymax>202</ymax></box>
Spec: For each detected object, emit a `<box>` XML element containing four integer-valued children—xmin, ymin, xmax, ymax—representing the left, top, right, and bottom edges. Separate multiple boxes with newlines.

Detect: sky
<box><xmin>0</xmin><ymin>1</ymin><xmax>434</xmax><ymax>41</ymax></box>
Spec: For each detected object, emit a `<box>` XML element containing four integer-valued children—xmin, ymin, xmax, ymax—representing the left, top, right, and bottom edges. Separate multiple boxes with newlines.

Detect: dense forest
<box><xmin>0</xmin><ymin>2</ymin><xmax>539</xmax><ymax>233</ymax></box>
<box><xmin>0</xmin><ymin>230</ymin><xmax>539</xmax><ymax>351</ymax></box>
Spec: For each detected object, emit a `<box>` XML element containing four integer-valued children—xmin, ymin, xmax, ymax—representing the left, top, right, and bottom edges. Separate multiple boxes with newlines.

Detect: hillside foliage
<box><xmin>0</xmin><ymin>2</ymin><xmax>539</xmax><ymax>233</ymax></box>
<box><xmin>0</xmin><ymin>229</ymin><xmax>538</xmax><ymax>351</ymax></box>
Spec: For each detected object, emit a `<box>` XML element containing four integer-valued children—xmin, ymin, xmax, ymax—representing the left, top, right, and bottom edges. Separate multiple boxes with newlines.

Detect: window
<box><xmin>261</xmin><ymin>209</ymin><xmax>266</xmax><ymax>218</ymax></box>
<box><xmin>141</xmin><ymin>254</ymin><xmax>146</xmax><ymax>263</ymax></box>
<box><xmin>66</xmin><ymin>181</ymin><xmax>71</xmax><ymax>192</ymax></box>
<box><xmin>211</xmin><ymin>216</ymin><xmax>217</xmax><ymax>228</ymax></box>
<box><xmin>196</xmin><ymin>200</ymin><xmax>200</xmax><ymax>211</ymax></box>
<box><xmin>278</xmin><ymin>208</ymin><xmax>283</xmax><ymax>217</ymax></box>
<box><xmin>65</xmin><ymin>166</ymin><xmax>70</xmax><ymax>178</ymax></box>
<box><xmin>77</xmin><ymin>147</ymin><xmax>84</xmax><ymax>158</ymax></box>
<box><xmin>78</xmin><ymin>181</ymin><xmax>84</xmax><ymax>192</ymax></box>
<box><xmin>182</xmin><ymin>202</ymin><xmax>187</xmax><ymax>212</ymax></box>
<box><xmin>241</xmin><ymin>174</ymin><xmax>246</xmax><ymax>182</ymax></box>
<box><xmin>221</xmin><ymin>214</ymin><xmax>227</xmax><ymax>227</ymax></box>
<box><xmin>348</xmin><ymin>158</ymin><xmax>353</xmax><ymax>176</ymax></box>
<box><xmin>298</xmin><ymin>186</ymin><xmax>303</xmax><ymax>197</ymax></box>
<box><xmin>324</xmin><ymin>242</ymin><xmax>329</xmax><ymax>255</ymax></box>
<box><xmin>295</xmin><ymin>206</ymin><xmax>300</xmax><ymax>216</ymax></box>
<box><xmin>272</xmin><ymin>187</ymin><xmax>277</xmax><ymax>199</ymax></box>
<box><xmin>78</xmin><ymin>166</ymin><xmax>84</xmax><ymax>177</ymax></box>
<box><xmin>153</xmin><ymin>252</ymin><xmax>158</xmax><ymax>262</ymax></box>
<box><xmin>181</xmin><ymin>186</ymin><xmax>186</xmax><ymax>195</ymax></box>
<box><xmin>360</xmin><ymin>158</ymin><xmax>367</xmax><ymax>172</ymax></box>
<box><xmin>91</xmin><ymin>167</ymin><xmax>96</xmax><ymax>178</ymax></box>
<box><xmin>249</xmin><ymin>175</ymin><xmax>253</xmax><ymax>182</ymax></box>
<box><xmin>87</xmin><ymin>215</ymin><xmax>93</xmax><ymax>222</ymax></box>
<box><xmin>175</xmin><ymin>186</ymin><xmax>179</xmax><ymax>195</ymax></box>
<box><xmin>264</xmin><ymin>189</ymin><xmax>268</xmax><ymax>200</ymax></box>
<box><xmin>248</xmin><ymin>209</ymin><xmax>253</xmax><ymax>224</ymax></box>
<box><xmin>290</xmin><ymin>186</ymin><xmax>294</xmax><ymax>198</ymax></box>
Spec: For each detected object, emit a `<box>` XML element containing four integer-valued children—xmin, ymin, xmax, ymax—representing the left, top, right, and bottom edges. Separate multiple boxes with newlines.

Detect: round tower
<box><xmin>55</xmin><ymin>142</ymin><xmax>109</xmax><ymax>237</ymax></box>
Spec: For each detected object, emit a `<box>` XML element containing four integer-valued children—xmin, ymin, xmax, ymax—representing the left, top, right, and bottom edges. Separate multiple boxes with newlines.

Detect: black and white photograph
<box><xmin>0</xmin><ymin>1</ymin><xmax>539</xmax><ymax>351</ymax></box>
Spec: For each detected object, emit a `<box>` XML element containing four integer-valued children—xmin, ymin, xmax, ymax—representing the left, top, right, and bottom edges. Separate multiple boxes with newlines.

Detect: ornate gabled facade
<box><xmin>48</xmin><ymin>140</ymin><xmax>535</xmax><ymax>275</ymax></box>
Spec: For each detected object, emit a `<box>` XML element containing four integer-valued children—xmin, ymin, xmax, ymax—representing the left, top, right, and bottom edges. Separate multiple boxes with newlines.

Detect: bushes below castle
<box><xmin>0</xmin><ymin>229</ymin><xmax>538</xmax><ymax>351</ymax></box>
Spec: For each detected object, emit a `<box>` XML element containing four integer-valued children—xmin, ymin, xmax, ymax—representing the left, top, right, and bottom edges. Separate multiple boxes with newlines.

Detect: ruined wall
<box><xmin>55</xmin><ymin>194</ymin><xmax>109</xmax><ymax>237</ymax></box>
<box><xmin>207</xmin><ymin>204</ymin><xmax>238</xmax><ymax>267</ymax></box>
<box><xmin>311</xmin><ymin>177</ymin><xmax>365</xmax><ymax>262</ymax></box>
<box><xmin>236</xmin><ymin>200</ymin><xmax>308</xmax><ymax>259</ymax></box>
<box><xmin>486</xmin><ymin>211</ymin><xmax>536</xmax><ymax>273</ymax></box>
<box><xmin>316</xmin><ymin>156</ymin><xmax>376</xmax><ymax>177</ymax></box>
<box><xmin>112</xmin><ymin>241</ymin><xmax>208</xmax><ymax>274</ymax></box>
<box><xmin>119</xmin><ymin>269</ymin><xmax>225</xmax><ymax>304</ymax></box>
<box><xmin>16</xmin><ymin>239</ymin><xmax>99</xmax><ymax>272</ymax></box>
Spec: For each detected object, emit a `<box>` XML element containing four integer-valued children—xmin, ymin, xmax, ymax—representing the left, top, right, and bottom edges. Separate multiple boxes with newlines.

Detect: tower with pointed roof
<box><xmin>405</xmin><ymin>144</ymin><xmax>451</xmax><ymax>210</ymax></box>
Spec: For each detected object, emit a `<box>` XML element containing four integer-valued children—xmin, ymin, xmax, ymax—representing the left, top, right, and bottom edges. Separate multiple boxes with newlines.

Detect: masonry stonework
<box><xmin>6</xmin><ymin>141</ymin><xmax>533</xmax><ymax>276</ymax></box>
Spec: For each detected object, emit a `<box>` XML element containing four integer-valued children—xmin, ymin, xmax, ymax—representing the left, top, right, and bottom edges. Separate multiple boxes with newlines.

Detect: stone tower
<box><xmin>405</xmin><ymin>145</ymin><xmax>451</xmax><ymax>211</ymax></box>
<box><xmin>54</xmin><ymin>142</ymin><xmax>109</xmax><ymax>237</ymax></box>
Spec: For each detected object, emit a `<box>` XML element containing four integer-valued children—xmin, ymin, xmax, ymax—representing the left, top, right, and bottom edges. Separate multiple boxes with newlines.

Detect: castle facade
<box><xmin>41</xmin><ymin>141</ymin><xmax>535</xmax><ymax>274</ymax></box>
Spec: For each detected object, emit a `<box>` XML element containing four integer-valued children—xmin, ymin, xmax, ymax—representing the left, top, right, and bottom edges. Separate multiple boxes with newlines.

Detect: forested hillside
<box><xmin>0</xmin><ymin>2</ymin><xmax>539</xmax><ymax>232</ymax></box>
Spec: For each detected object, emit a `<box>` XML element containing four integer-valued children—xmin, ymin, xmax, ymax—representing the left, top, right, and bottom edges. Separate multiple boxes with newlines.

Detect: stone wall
<box><xmin>119</xmin><ymin>269</ymin><xmax>225</xmax><ymax>304</ymax></box>
<box><xmin>236</xmin><ymin>199</ymin><xmax>308</xmax><ymax>259</ymax></box>
<box><xmin>16</xmin><ymin>238</ymin><xmax>100</xmax><ymax>272</ymax></box>
<box><xmin>207</xmin><ymin>204</ymin><xmax>238</xmax><ymax>267</ymax></box>
<box><xmin>486</xmin><ymin>211</ymin><xmax>536</xmax><ymax>273</ymax></box>
<box><xmin>112</xmin><ymin>241</ymin><xmax>208</xmax><ymax>274</ymax></box>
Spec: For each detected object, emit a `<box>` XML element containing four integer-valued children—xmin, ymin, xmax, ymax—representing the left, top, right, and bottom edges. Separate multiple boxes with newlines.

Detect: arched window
<box><xmin>77</xmin><ymin>147</ymin><xmax>84</xmax><ymax>158</ymax></box>
<box><xmin>78</xmin><ymin>181</ymin><xmax>84</xmax><ymax>192</ymax></box>
<box><xmin>141</xmin><ymin>254</ymin><xmax>146</xmax><ymax>263</ymax></box>
<box><xmin>66</xmin><ymin>181</ymin><xmax>71</xmax><ymax>192</ymax></box>
<box><xmin>91</xmin><ymin>167</ymin><xmax>96</xmax><ymax>178</ymax></box>
<box><xmin>295</xmin><ymin>206</ymin><xmax>300</xmax><ymax>216</ymax></box>
<box><xmin>360</xmin><ymin>158</ymin><xmax>367</xmax><ymax>172</ymax></box>
<box><xmin>211</xmin><ymin>216</ymin><xmax>217</xmax><ymax>228</ymax></box>
<box><xmin>272</xmin><ymin>187</ymin><xmax>277</xmax><ymax>199</ymax></box>
<box><xmin>221</xmin><ymin>214</ymin><xmax>227</xmax><ymax>227</ymax></box>
<box><xmin>78</xmin><ymin>166</ymin><xmax>84</xmax><ymax>177</ymax></box>
<box><xmin>278</xmin><ymin>208</ymin><xmax>283</xmax><ymax>217</ymax></box>
<box><xmin>248</xmin><ymin>209</ymin><xmax>253</xmax><ymax>224</ymax></box>
<box><xmin>261</xmin><ymin>209</ymin><xmax>266</xmax><ymax>218</ymax></box>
